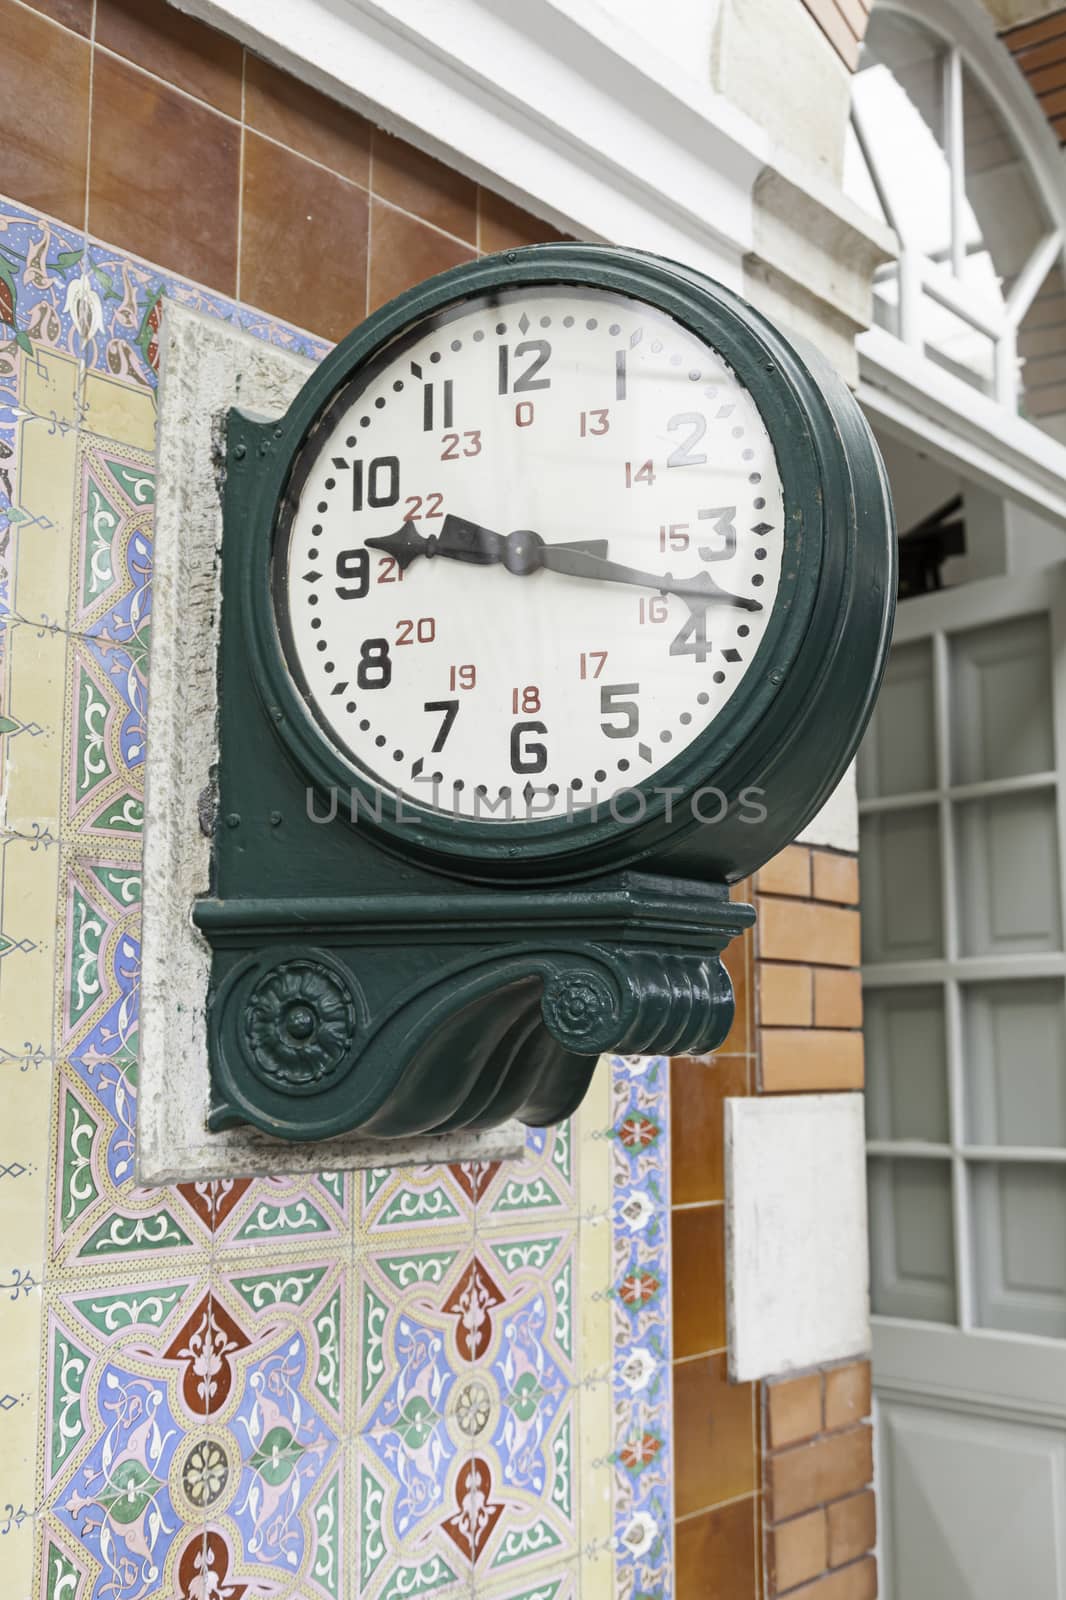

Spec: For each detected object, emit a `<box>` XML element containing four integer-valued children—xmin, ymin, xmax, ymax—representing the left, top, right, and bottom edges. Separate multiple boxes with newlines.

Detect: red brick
<box><xmin>761</xmin><ymin>964</ymin><xmax>814</xmax><ymax>1026</ymax></box>
<box><xmin>757</xmin><ymin>898</ymin><xmax>861</xmax><ymax>967</ymax></box>
<box><xmin>770</xmin><ymin>1508</ymin><xmax>827</xmax><ymax>1592</ymax></box>
<box><xmin>767</xmin><ymin>1374</ymin><xmax>822</xmax><ymax>1449</ymax></box>
<box><xmin>825</xmin><ymin>1362</ymin><xmax>872</xmax><ymax>1431</ymax></box>
<box><xmin>757</xmin><ymin>845</ymin><xmax>812</xmax><ymax>897</ymax></box>
<box><xmin>784</xmin><ymin>1555</ymin><xmax>878</xmax><ymax>1600</ymax></box>
<box><xmin>812</xmin><ymin>851</ymin><xmax>860</xmax><ymax>904</ymax></box>
<box><xmin>813</xmin><ymin>968</ymin><xmax>863</xmax><ymax>1029</ymax></box>
<box><xmin>827</xmin><ymin>1490</ymin><xmax>877</xmax><ymax>1569</ymax></box>
<box><xmin>768</xmin><ymin>1426</ymin><xmax>873</xmax><ymax>1522</ymax></box>
<box><xmin>760</xmin><ymin>1029</ymin><xmax>864</xmax><ymax>1093</ymax></box>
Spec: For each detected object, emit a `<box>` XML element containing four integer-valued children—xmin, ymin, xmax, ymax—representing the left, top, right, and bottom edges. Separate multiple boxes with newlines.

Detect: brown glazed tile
<box><xmin>672</xmin><ymin>1205</ymin><xmax>726</xmax><ymax>1358</ymax></box>
<box><xmin>761</xmin><ymin>962</ymin><xmax>814</xmax><ymax>1027</ymax></box>
<box><xmin>90</xmin><ymin>54</ymin><xmax>239</xmax><ymax>293</ymax></box>
<box><xmin>812</xmin><ymin>849</ymin><xmax>860</xmax><ymax>905</ymax></box>
<box><xmin>813</xmin><ymin>967</ymin><xmax>863</xmax><ymax>1029</ymax></box>
<box><xmin>825</xmin><ymin>1361</ymin><xmax>872</xmax><ymax>1431</ymax></box>
<box><xmin>770</xmin><ymin>1508</ymin><xmax>828</xmax><ymax>1593</ymax></box>
<box><xmin>478</xmin><ymin>185</ymin><xmax>569</xmax><ymax>252</ymax></box>
<box><xmin>767</xmin><ymin>1372</ymin><xmax>823</xmax><ymax>1449</ymax></box>
<box><xmin>96</xmin><ymin>0</ymin><xmax>243</xmax><ymax>116</ymax></box>
<box><xmin>756</xmin><ymin>844</ymin><xmax>812</xmax><ymax>897</ymax></box>
<box><xmin>372</xmin><ymin>130</ymin><xmax>477</xmax><ymax>244</ymax></box>
<box><xmin>0</xmin><ymin>0</ymin><xmax>89</xmax><ymax>223</ymax></box>
<box><xmin>244</xmin><ymin>53</ymin><xmax>371</xmax><ymax>186</ymax></box>
<box><xmin>787</xmin><ymin>1555</ymin><xmax>878</xmax><ymax>1600</ymax></box>
<box><xmin>368</xmin><ymin>200</ymin><xmax>475</xmax><ymax>313</ymax></box>
<box><xmin>670</xmin><ymin>1055</ymin><xmax>748</xmax><ymax>1206</ymax></box>
<box><xmin>768</xmin><ymin>1425</ymin><xmax>873</xmax><ymax>1522</ymax></box>
<box><xmin>676</xmin><ymin>1495</ymin><xmax>758</xmax><ymax>1600</ymax></box>
<box><xmin>241</xmin><ymin>132</ymin><xmax>368</xmax><ymax>343</ymax></box>
<box><xmin>760</xmin><ymin>1028</ymin><xmax>864</xmax><ymax>1093</ymax></box>
<box><xmin>828</xmin><ymin>1490</ymin><xmax>877</xmax><ymax>1569</ymax></box>
<box><xmin>674</xmin><ymin>1353</ymin><xmax>756</xmax><ymax>1517</ymax></box>
<box><xmin>19</xmin><ymin>0</ymin><xmax>91</xmax><ymax>35</ymax></box>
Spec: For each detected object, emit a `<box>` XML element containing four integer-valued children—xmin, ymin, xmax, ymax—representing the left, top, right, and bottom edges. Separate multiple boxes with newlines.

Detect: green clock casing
<box><xmin>194</xmin><ymin>244</ymin><xmax>896</xmax><ymax>1141</ymax></box>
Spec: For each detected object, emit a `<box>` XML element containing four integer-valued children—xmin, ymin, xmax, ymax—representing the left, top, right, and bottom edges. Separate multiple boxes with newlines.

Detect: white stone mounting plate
<box><xmin>139</xmin><ymin>302</ymin><xmax>526</xmax><ymax>1183</ymax></box>
<box><xmin>725</xmin><ymin>1092</ymin><xmax>870</xmax><ymax>1382</ymax></box>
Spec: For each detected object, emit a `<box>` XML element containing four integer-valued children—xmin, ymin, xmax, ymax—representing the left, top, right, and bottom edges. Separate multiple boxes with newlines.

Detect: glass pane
<box><xmin>949</xmin><ymin>613</ymin><xmax>1052</xmax><ymax>784</ymax></box>
<box><xmin>963</xmin><ymin>980</ymin><xmax>1066</xmax><ymax>1148</ymax></box>
<box><xmin>869</xmin><ymin>1156</ymin><xmax>957</xmax><ymax>1323</ymax></box>
<box><xmin>857</xmin><ymin>640</ymin><xmax>936</xmax><ymax>800</ymax></box>
<box><xmin>972</xmin><ymin>1162</ymin><xmax>1066</xmax><ymax>1337</ymax></box>
<box><xmin>963</xmin><ymin>64</ymin><xmax>1046</xmax><ymax>298</ymax></box>
<box><xmin>861</xmin><ymin>808</ymin><xmax>944</xmax><ymax>963</ymax></box>
<box><xmin>851</xmin><ymin>13</ymin><xmax>950</xmax><ymax>259</ymax></box>
<box><xmin>1019</xmin><ymin>260</ymin><xmax>1066</xmax><ymax>446</ymax></box>
<box><xmin>865</xmin><ymin>987</ymin><xmax>950</xmax><ymax>1143</ymax></box>
<box><xmin>956</xmin><ymin>791</ymin><xmax>1062</xmax><ymax>957</ymax></box>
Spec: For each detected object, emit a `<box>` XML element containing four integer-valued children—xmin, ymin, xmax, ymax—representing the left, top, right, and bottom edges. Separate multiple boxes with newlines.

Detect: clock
<box><xmin>273</xmin><ymin>282</ymin><xmax>783</xmax><ymax>830</ymax></box>
<box><xmin>196</xmin><ymin>245</ymin><xmax>895</xmax><ymax>1141</ymax></box>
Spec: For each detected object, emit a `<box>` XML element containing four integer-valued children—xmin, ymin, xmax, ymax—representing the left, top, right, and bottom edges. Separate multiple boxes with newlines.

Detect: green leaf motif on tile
<box><xmin>88</xmin><ymin>864</ymin><xmax>141</xmax><ymax>908</ymax></box>
<box><xmin>67</xmin><ymin>885</ymin><xmax>105</xmax><ymax>1030</ymax></box>
<box><xmin>363</xmin><ymin>1166</ymin><xmax>391</xmax><ymax>1207</ymax></box>
<box><xmin>551</xmin><ymin>1413</ymin><xmax>572</xmax><ymax>1521</ymax></box>
<box><xmin>508</xmin><ymin>1372</ymin><xmax>544</xmax><ymax>1423</ymax></box>
<box><xmin>314</xmin><ymin>1289</ymin><xmax>342</xmax><ymax>1414</ymax></box>
<box><xmin>89</xmin><ymin>792</ymin><xmax>143</xmax><ymax>835</ymax></box>
<box><xmin>54</xmin><ymin>248</ymin><xmax>85</xmax><ymax>271</ymax></box>
<box><xmin>361</xmin><ymin>1283</ymin><xmax>387</xmax><ymax>1404</ymax></box>
<box><xmin>379</xmin><ymin>1557</ymin><xmax>457</xmax><ymax>1600</ymax></box>
<box><xmin>317</xmin><ymin>1170</ymin><xmax>344</xmax><ymax>1205</ymax></box>
<box><xmin>235</xmin><ymin>1198</ymin><xmax>331</xmax><ymax>1240</ymax></box>
<box><xmin>104</xmin><ymin>460</ymin><xmax>155</xmax><ymax>508</ymax></box>
<box><xmin>490</xmin><ymin>1237</ymin><xmax>561</xmax><ymax>1275</ymax></box>
<box><xmin>377</xmin><ymin>1250</ymin><xmax>458</xmax><ymax>1289</ymax></box>
<box><xmin>72</xmin><ymin>1283</ymin><xmax>187</xmax><ymax>1334</ymax></box>
<box><xmin>491</xmin><ymin>1520</ymin><xmax>561</xmax><ymax>1569</ymax></box>
<box><xmin>396</xmin><ymin>1394</ymin><xmax>436</xmax><ymax>1450</ymax></box>
<box><xmin>50</xmin><ymin>1324</ymin><xmax>90</xmax><ymax>1477</ymax></box>
<box><xmin>360</xmin><ymin>1465</ymin><xmax>386</xmax><ymax>1586</ymax></box>
<box><xmin>492</xmin><ymin>1176</ymin><xmax>562</xmax><ymax>1215</ymax></box>
<box><xmin>312</xmin><ymin>1470</ymin><xmax>341</xmax><ymax>1600</ymax></box>
<box><xmin>551</xmin><ymin>1121</ymin><xmax>572</xmax><ymax>1185</ymax></box>
<box><xmin>80</xmin><ymin>1210</ymin><xmax>192</xmax><ymax>1257</ymax></box>
<box><xmin>379</xmin><ymin>1184</ymin><xmax>459</xmax><ymax>1227</ymax></box>
<box><xmin>83</xmin><ymin>479</ymin><xmax>119</xmax><ymax>608</ymax></box>
<box><xmin>231</xmin><ymin>1265</ymin><xmax>327</xmax><ymax>1310</ymax></box>
<box><xmin>249</xmin><ymin>1424</ymin><xmax>302</xmax><ymax>1487</ymax></box>
<box><xmin>61</xmin><ymin>1090</ymin><xmax>99</xmax><ymax>1228</ymax></box>
<box><xmin>44</xmin><ymin>1537</ymin><xmax>82</xmax><ymax>1600</ymax></box>
<box><xmin>505</xmin><ymin>1582</ymin><xmax>564</xmax><ymax>1600</ymax></box>
<box><xmin>97</xmin><ymin>1459</ymin><xmax>164</xmax><ymax>1524</ymax></box>
<box><xmin>553</xmin><ymin>1257</ymin><xmax>573</xmax><ymax>1362</ymax></box>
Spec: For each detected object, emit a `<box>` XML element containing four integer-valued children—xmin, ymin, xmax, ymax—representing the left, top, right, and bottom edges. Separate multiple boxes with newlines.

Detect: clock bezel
<box><xmin>241</xmin><ymin>245</ymin><xmax>892</xmax><ymax>881</ymax></box>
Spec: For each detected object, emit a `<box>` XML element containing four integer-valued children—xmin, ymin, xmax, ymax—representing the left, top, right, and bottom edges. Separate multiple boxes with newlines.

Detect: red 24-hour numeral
<box><xmin>625</xmin><ymin>459</ymin><xmax>655</xmax><ymax>488</ymax></box>
<box><xmin>579</xmin><ymin>651</ymin><xmax>608</xmax><ymax>679</ymax></box>
<box><xmin>396</xmin><ymin>617</ymin><xmax>437</xmax><ymax>646</ymax></box>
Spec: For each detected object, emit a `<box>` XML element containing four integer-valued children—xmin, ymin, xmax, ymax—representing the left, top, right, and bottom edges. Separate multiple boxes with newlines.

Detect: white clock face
<box><xmin>275</xmin><ymin>285</ymin><xmax>785</xmax><ymax>822</ymax></box>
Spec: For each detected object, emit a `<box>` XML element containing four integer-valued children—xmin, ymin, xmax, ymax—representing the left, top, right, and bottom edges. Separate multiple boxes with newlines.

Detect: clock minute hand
<box><xmin>365</xmin><ymin>516</ymin><xmax>608</xmax><ymax>570</ymax></box>
<box><xmin>537</xmin><ymin>544</ymin><xmax>763</xmax><ymax>613</ymax></box>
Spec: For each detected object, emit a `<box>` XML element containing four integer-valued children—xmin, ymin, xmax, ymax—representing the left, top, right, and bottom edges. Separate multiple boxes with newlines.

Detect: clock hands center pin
<box><xmin>365</xmin><ymin>514</ymin><xmax>763</xmax><ymax>613</ymax></box>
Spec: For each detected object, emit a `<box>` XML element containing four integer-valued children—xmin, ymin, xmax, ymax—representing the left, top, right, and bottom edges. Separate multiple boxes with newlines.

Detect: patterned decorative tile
<box><xmin>0</xmin><ymin>191</ymin><xmax>677</xmax><ymax>1600</ymax></box>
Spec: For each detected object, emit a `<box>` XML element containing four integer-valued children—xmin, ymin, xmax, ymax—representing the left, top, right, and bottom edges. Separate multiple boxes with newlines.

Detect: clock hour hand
<box><xmin>365</xmin><ymin>516</ymin><xmax>608</xmax><ymax>570</ymax></box>
<box><xmin>537</xmin><ymin>544</ymin><xmax>763</xmax><ymax>613</ymax></box>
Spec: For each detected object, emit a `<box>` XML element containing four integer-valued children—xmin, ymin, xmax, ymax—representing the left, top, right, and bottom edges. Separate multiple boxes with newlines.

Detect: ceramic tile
<box><xmin>477</xmin><ymin>188</ymin><xmax>569</xmax><ymax>254</ymax></box>
<box><xmin>1</xmin><ymin>614</ymin><xmax>68</xmax><ymax>834</ymax></box>
<box><xmin>240</xmin><ymin>130</ymin><xmax>369</xmax><ymax>344</ymax></box>
<box><xmin>20</xmin><ymin>0</ymin><xmax>92</xmax><ymax>33</ymax></box>
<box><xmin>671</xmin><ymin>1203</ymin><xmax>725</xmax><ymax>1359</ymax></box>
<box><xmin>673</xmin><ymin>1352</ymin><xmax>757</xmax><ymax>1517</ymax></box>
<box><xmin>0</xmin><ymin>1055</ymin><xmax>54</xmax><ymax>1278</ymax></box>
<box><xmin>96</xmin><ymin>0</ymin><xmax>244</xmax><ymax>116</ymax></box>
<box><xmin>675</xmin><ymin>1493</ymin><xmax>759</xmax><ymax>1600</ymax></box>
<box><xmin>368</xmin><ymin>200</ymin><xmax>476</xmax><ymax>314</ymax></box>
<box><xmin>0</xmin><ymin>188</ymin><xmax>681</xmax><ymax>1600</ymax></box>
<box><xmin>670</xmin><ymin>1054</ymin><xmax>748</xmax><ymax>1206</ymax></box>
<box><xmin>244</xmin><ymin>51</ymin><xmax>372</xmax><ymax>186</ymax></box>
<box><xmin>372</xmin><ymin>129</ymin><xmax>478</xmax><ymax>245</ymax></box>
<box><xmin>0</xmin><ymin>0</ymin><xmax>90</xmax><ymax>224</ymax></box>
<box><xmin>88</xmin><ymin>52</ymin><xmax>240</xmax><ymax>296</ymax></box>
<box><xmin>0</xmin><ymin>1274</ymin><xmax>43</xmax><ymax>1527</ymax></box>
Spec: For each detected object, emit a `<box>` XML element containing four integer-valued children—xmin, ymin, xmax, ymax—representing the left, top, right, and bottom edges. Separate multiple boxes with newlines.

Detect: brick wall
<box><xmin>671</xmin><ymin>841</ymin><xmax>875</xmax><ymax>1599</ymax></box>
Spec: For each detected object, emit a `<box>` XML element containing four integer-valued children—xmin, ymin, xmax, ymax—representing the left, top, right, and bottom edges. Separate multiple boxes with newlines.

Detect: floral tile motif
<box><xmin>1</xmin><ymin>193</ymin><xmax>677</xmax><ymax>1600</ymax></box>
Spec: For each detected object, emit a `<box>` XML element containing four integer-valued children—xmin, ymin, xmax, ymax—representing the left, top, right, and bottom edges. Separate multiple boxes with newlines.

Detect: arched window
<box><xmin>846</xmin><ymin>3</ymin><xmax>1066</xmax><ymax>441</ymax></box>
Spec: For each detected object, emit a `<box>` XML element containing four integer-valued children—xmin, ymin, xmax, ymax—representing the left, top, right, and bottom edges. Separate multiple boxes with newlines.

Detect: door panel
<box><xmin>862</xmin><ymin>566</ymin><xmax>1066</xmax><ymax>1599</ymax></box>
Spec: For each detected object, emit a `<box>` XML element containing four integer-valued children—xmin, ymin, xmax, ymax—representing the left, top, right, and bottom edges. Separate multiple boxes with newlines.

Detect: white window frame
<box><xmin>854</xmin><ymin>0</ymin><xmax>1066</xmax><ymax>528</ymax></box>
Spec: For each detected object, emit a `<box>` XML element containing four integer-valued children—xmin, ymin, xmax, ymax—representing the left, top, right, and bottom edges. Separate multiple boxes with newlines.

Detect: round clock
<box><xmin>250</xmin><ymin>245</ymin><xmax>895</xmax><ymax>880</ymax></box>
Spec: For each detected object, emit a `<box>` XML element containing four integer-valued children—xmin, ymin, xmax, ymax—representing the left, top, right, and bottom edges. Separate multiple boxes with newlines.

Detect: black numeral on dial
<box><xmin>510</xmin><ymin>721</ymin><xmax>548</xmax><ymax>773</ymax></box>
<box><xmin>357</xmin><ymin>637</ymin><xmax>392</xmax><ymax>689</ymax></box>
<box><xmin>353</xmin><ymin>456</ymin><xmax>400</xmax><ymax>510</ymax></box>
<box><xmin>336</xmin><ymin>548</ymin><xmax>369</xmax><ymax>599</ymax></box>
<box><xmin>498</xmin><ymin>340</ymin><xmax>552</xmax><ymax>393</ymax></box>
<box><xmin>600</xmin><ymin>683</ymin><xmax>640</xmax><ymax>739</ymax></box>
